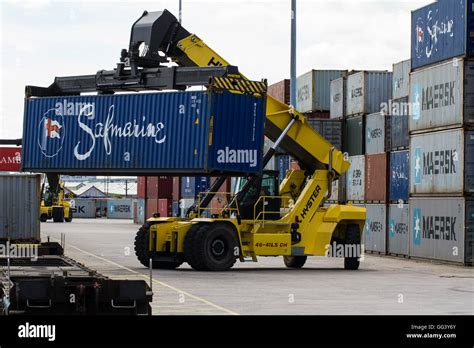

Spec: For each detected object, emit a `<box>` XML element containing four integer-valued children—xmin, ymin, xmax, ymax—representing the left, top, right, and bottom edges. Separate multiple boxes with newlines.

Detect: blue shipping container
<box><xmin>172</xmin><ymin>200</ymin><xmax>179</xmax><ymax>217</ymax></box>
<box><xmin>411</xmin><ymin>0</ymin><xmax>474</xmax><ymax>70</ymax></box>
<box><xmin>22</xmin><ymin>91</ymin><xmax>265</xmax><ymax>175</ymax></box>
<box><xmin>277</xmin><ymin>155</ymin><xmax>290</xmax><ymax>182</ymax></box>
<box><xmin>181</xmin><ymin>176</ymin><xmax>211</xmax><ymax>198</ymax></box>
<box><xmin>389</xmin><ymin>150</ymin><xmax>409</xmax><ymax>202</ymax></box>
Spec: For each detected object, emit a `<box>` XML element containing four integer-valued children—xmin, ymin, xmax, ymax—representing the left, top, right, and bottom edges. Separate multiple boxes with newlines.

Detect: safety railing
<box><xmin>253</xmin><ymin>196</ymin><xmax>294</xmax><ymax>226</ymax></box>
<box><xmin>197</xmin><ymin>192</ymin><xmax>240</xmax><ymax>218</ymax></box>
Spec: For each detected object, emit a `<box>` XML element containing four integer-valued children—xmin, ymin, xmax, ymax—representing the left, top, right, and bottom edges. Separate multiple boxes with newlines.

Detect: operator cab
<box><xmin>233</xmin><ymin>171</ymin><xmax>281</xmax><ymax>220</ymax></box>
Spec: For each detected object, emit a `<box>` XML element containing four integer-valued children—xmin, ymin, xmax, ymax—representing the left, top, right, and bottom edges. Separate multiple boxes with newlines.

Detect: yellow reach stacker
<box><xmin>130</xmin><ymin>10</ymin><xmax>366</xmax><ymax>271</ymax></box>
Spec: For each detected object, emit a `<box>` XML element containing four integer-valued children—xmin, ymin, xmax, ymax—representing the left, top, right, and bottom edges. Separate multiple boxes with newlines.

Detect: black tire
<box><xmin>40</xmin><ymin>214</ymin><xmax>48</xmax><ymax>222</ymax></box>
<box><xmin>65</xmin><ymin>210</ymin><xmax>73</xmax><ymax>223</ymax></box>
<box><xmin>344</xmin><ymin>224</ymin><xmax>361</xmax><ymax>270</ymax></box>
<box><xmin>183</xmin><ymin>223</ymin><xmax>238</xmax><ymax>271</ymax></box>
<box><xmin>52</xmin><ymin>207</ymin><xmax>64</xmax><ymax>223</ymax></box>
<box><xmin>283</xmin><ymin>256</ymin><xmax>307</xmax><ymax>268</ymax></box>
<box><xmin>134</xmin><ymin>224</ymin><xmax>183</xmax><ymax>269</ymax></box>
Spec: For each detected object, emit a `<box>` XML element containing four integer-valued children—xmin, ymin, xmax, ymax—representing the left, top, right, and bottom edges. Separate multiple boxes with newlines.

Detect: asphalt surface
<box><xmin>41</xmin><ymin>219</ymin><xmax>474</xmax><ymax>315</ymax></box>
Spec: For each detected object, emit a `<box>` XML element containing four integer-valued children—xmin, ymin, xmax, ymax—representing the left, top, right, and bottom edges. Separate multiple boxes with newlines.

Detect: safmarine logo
<box><xmin>389</xmin><ymin>219</ymin><xmax>395</xmax><ymax>238</ymax></box>
<box><xmin>411</xmin><ymin>83</ymin><xmax>422</xmax><ymax>121</ymax></box>
<box><xmin>413</xmin><ymin>208</ymin><xmax>422</xmax><ymax>246</ymax></box>
<box><xmin>366</xmin><ymin>128</ymin><xmax>372</xmax><ymax>144</ymax></box>
<box><xmin>37</xmin><ymin>109</ymin><xmax>65</xmax><ymax>158</ymax></box>
<box><xmin>413</xmin><ymin>147</ymin><xmax>423</xmax><ymax>185</ymax></box>
<box><xmin>414</xmin><ymin>17</ymin><xmax>425</xmax><ymax>59</ymax></box>
<box><xmin>37</xmin><ymin>99</ymin><xmax>167</xmax><ymax>161</ymax></box>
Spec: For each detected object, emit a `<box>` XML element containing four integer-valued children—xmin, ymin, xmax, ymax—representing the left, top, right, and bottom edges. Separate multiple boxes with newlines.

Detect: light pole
<box><xmin>290</xmin><ymin>0</ymin><xmax>297</xmax><ymax>108</ymax></box>
<box><xmin>179</xmin><ymin>0</ymin><xmax>182</xmax><ymax>24</ymax></box>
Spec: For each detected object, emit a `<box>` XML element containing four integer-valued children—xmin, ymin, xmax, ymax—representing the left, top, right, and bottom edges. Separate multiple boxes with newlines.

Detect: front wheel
<box><xmin>40</xmin><ymin>214</ymin><xmax>48</xmax><ymax>222</ymax></box>
<box><xmin>283</xmin><ymin>256</ymin><xmax>307</xmax><ymax>269</ymax></box>
<box><xmin>183</xmin><ymin>223</ymin><xmax>238</xmax><ymax>271</ymax></box>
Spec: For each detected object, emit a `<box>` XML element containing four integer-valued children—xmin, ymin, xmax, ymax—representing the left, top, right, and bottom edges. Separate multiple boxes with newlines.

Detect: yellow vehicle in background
<box><xmin>40</xmin><ymin>182</ymin><xmax>72</xmax><ymax>223</ymax></box>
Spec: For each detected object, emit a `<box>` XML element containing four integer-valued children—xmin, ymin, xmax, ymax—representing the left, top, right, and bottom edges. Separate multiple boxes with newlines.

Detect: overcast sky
<box><xmin>0</xmin><ymin>0</ymin><xmax>430</xmax><ymax>139</ymax></box>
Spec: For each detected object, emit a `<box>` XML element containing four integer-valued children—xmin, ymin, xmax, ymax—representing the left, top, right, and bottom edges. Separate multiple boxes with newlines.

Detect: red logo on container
<box><xmin>0</xmin><ymin>147</ymin><xmax>22</xmax><ymax>172</ymax></box>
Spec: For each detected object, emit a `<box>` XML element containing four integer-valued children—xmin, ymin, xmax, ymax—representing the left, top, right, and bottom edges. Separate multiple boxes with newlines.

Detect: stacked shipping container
<box><xmin>406</xmin><ymin>0</ymin><xmax>474</xmax><ymax>265</ymax></box>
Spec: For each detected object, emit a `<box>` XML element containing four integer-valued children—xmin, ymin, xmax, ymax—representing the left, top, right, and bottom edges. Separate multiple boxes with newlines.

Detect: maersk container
<box><xmin>388</xmin><ymin>204</ymin><xmax>409</xmax><ymax>256</ymax></box>
<box><xmin>364</xmin><ymin>204</ymin><xmax>387</xmax><ymax>254</ymax></box>
<box><xmin>307</xmin><ymin>119</ymin><xmax>343</xmax><ymax>151</ymax></box>
<box><xmin>268</xmin><ymin>79</ymin><xmax>290</xmax><ymax>105</ymax></box>
<box><xmin>330</xmin><ymin>77</ymin><xmax>345</xmax><ymax>119</ymax></box>
<box><xmin>70</xmin><ymin>198</ymin><xmax>96</xmax><ymax>218</ymax></box>
<box><xmin>107</xmin><ymin>199</ymin><xmax>132</xmax><ymax>219</ymax></box>
<box><xmin>390</xmin><ymin>150</ymin><xmax>409</xmax><ymax>203</ymax></box>
<box><xmin>410</xmin><ymin>129</ymin><xmax>474</xmax><ymax>195</ymax></box>
<box><xmin>21</xmin><ymin>91</ymin><xmax>265</xmax><ymax>175</ymax></box>
<box><xmin>296</xmin><ymin>70</ymin><xmax>347</xmax><ymax>113</ymax></box>
<box><xmin>393</xmin><ymin>59</ymin><xmax>411</xmax><ymax>100</ymax></box>
<box><xmin>365</xmin><ymin>112</ymin><xmax>389</xmax><ymax>154</ymax></box>
<box><xmin>181</xmin><ymin>176</ymin><xmax>211</xmax><ymax>198</ymax></box>
<box><xmin>346</xmin><ymin>155</ymin><xmax>365</xmax><ymax>202</ymax></box>
<box><xmin>409</xmin><ymin>59</ymin><xmax>474</xmax><ymax>133</ymax></box>
<box><xmin>390</xmin><ymin>98</ymin><xmax>409</xmax><ymax>150</ymax></box>
<box><xmin>411</xmin><ymin>0</ymin><xmax>474</xmax><ymax>71</ymax></box>
<box><xmin>365</xmin><ymin>153</ymin><xmax>388</xmax><ymax>203</ymax></box>
<box><xmin>343</xmin><ymin>116</ymin><xmax>364</xmax><ymax>156</ymax></box>
<box><xmin>0</xmin><ymin>174</ymin><xmax>40</xmax><ymax>242</ymax></box>
<box><xmin>346</xmin><ymin>71</ymin><xmax>392</xmax><ymax>116</ymax></box>
<box><xmin>409</xmin><ymin>197</ymin><xmax>473</xmax><ymax>265</ymax></box>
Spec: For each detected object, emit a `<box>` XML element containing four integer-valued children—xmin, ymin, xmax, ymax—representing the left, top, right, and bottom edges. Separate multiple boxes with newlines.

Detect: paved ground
<box><xmin>41</xmin><ymin>219</ymin><xmax>474</xmax><ymax>315</ymax></box>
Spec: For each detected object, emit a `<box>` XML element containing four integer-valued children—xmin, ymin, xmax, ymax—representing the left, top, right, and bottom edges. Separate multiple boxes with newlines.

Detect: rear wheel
<box><xmin>184</xmin><ymin>223</ymin><xmax>238</xmax><ymax>271</ymax></box>
<box><xmin>283</xmin><ymin>256</ymin><xmax>307</xmax><ymax>269</ymax></box>
<box><xmin>344</xmin><ymin>224</ymin><xmax>361</xmax><ymax>270</ymax></box>
<box><xmin>40</xmin><ymin>214</ymin><xmax>48</xmax><ymax>222</ymax></box>
<box><xmin>52</xmin><ymin>207</ymin><xmax>64</xmax><ymax>223</ymax></box>
<box><xmin>65</xmin><ymin>210</ymin><xmax>73</xmax><ymax>223</ymax></box>
<box><xmin>134</xmin><ymin>224</ymin><xmax>183</xmax><ymax>269</ymax></box>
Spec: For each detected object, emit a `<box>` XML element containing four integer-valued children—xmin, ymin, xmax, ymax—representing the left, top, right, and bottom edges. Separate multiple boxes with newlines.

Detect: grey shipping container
<box><xmin>179</xmin><ymin>198</ymin><xmax>194</xmax><ymax>218</ymax></box>
<box><xmin>346</xmin><ymin>155</ymin><xmax>365</xmax><ymax>202</ymax></box>
<box><xmin>409</xmin><ymin>197</ymin><xmax>473</xmax><ymax>265</ymax></box>
<box><xmin>343</xmin><ymin>115</ymin><xmax>365</xmax><ymax>156</ymax></box>
<box><xmin>388</xmin><ymin>204</ymin><xmax>409</xmax><ymax>256</ymax></box>
<box><xmin>330</xmin><ymin>77</ymin><xmax>345</xmax><ymax>119</ymax></box>
<box><xmin>346</xmin><ymin>71</ymin><xmax>393</xmax><ymax>116</ymax></box>
<box><xmin>409</xmin><ymin>59</ymin><xmax>474</xmax><ymax>133</ymax></box>
<box><xmin>137</xmin><ymin>199</ymin><xmax>145</xmax><ymax>224</ymax></box>
<box><xmin>0</xmin><ymin>174</ymin><xmax>40</xmax><ymax>242</ymax></box>
<box><xmin>296</xmin><ymin>70</ymin><xmax>347</xmax><ymax>113</ymax></box>
<box><xmin>365</xmin><ymin>112</ymin><xmax>390</xmax><ymax>154</ymax></box>
<box><xmin>107</xmin><ymin>199</ymin><xmax>132</xmax><ymax>219</ymax></box>
<box><xmin>410</xmin><ymin>129</ymin><xmax>474</xmax><ymax>195</ymax></box>
<box><xmin>326</xmin><ymin>176</ymin><xmax>346</xmax><ymax>203</ymax></box>
<box><xmin>392</xmin><ymin>59</ymin><xmax>410</xmax><ymax>100</ymax></box>
<box><xmin>364</xmin><ymin>204</ymin><xmax>387</xmax><ymax>254</ymax></box>
<box><xmin>70</xmin><ymin>198</ymin><xmax>96</xmax><ymax>218</ymax></box>
<box><xmin>307</xmin><ymin>119</ymin><xmax>343</xmax><ymax>151</ymax></box>
<box><xmin>390</xmin><ymin>97</ymin><xmax>410</xmax><ymax>150</ymax></box>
